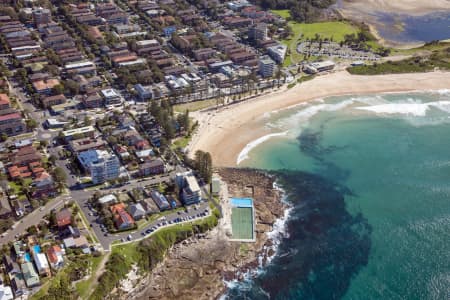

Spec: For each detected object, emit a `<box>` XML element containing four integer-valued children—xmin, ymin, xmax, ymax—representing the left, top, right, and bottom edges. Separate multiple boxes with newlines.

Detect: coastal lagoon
<box><xmin>374</xmin><ymin>12</ymin><xmax>450</xmax><ymax>44</ymax></box>
<box><xmin>227</xmin><ymin>92</ymin><xmax>450</xmax><ymax>299</ymax></box>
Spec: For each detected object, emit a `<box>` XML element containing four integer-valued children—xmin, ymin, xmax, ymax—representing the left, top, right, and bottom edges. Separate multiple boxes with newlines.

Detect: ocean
<box><xmin>226</xmin><ymin>91</ymin><xmax>450</xmax><ymax>299</ymax></box>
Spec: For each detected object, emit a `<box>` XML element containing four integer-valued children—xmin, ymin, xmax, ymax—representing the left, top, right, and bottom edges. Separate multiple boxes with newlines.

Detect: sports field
<box><xmin>231</xmin><ymin>207</ymin><xmax>254</xmax><ymax>240</ymax></box>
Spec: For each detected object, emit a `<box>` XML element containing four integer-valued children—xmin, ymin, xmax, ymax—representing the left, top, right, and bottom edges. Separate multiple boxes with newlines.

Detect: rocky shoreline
<box><xmin>123</xmin><ymin>168</ymin><xmax>287</xmax><ymax>300</ymax></box>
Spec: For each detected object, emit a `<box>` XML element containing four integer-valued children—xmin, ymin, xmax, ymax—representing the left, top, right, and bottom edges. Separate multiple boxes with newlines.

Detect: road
<box><xmin>0</xmin><ymin>194</ymin><xmax>71</xmax><ymax>244</ymax></box>
<box><xmin>2</xmin><ymin>77</ymin><xmax>216</xmax><ymax>252</ymax></box>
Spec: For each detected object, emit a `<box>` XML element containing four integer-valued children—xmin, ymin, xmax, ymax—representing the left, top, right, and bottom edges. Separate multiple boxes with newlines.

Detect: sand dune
<box><xmin>188</xmin><ymin>71</ymin><xmax>450</xmax><ymax>167</ymax></box>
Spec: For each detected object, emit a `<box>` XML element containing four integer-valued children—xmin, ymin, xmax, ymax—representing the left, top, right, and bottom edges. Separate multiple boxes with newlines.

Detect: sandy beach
<box><xmin>340</xmin><ymin>0</ymin><xmax>450</xmax><ymax>16</ymax></box>
<box><xmin>188</xmin><ymin>71</ymin><xmax>450</xmax><ymax>167</ymax></box>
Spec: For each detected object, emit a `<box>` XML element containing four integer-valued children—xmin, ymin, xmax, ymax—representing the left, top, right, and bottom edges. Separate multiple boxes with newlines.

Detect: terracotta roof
<box><xmin>110</xmin><ymin>203</ymin><xmax>126</xmax><ymax>214</ymax></box>
<box><xmin>0</xmin><ymin>94</ymin><xmax>10</xmax><ymax>106</ymax></box>
<box><xmin>0</xmin><ymin>112</ymin><xmax>21</xmax><ymax>122</ymax></box>
<box><xmin>32</xmin><ymin>79</ymin><xmax>60</xmax><ymax>91</ymax></box>
<box><xmin>56</xmin><ymin>208</ymin><xmax>72</xmax><ymax>227</ymax></box>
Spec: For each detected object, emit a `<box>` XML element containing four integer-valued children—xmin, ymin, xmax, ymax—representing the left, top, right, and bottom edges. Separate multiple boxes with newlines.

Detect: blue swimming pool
<box><xmin>230</xmin><ymin>198</ymin><xmax>253</xmax><ymax>208</ymax></box>
<box><xmin>32</xmin><ymin>245</ymin><xmax>41</xmax><ymax>253</ymax></box>
<box><xmin>24</xmin><ymin>253</ymin><xmax>31</xmax><ymax>262</ymax></box>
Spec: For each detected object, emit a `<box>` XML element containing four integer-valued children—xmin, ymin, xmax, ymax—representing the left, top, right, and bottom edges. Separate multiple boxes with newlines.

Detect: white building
<box><xmin>259</xmin><ymin>56</ymin><xmax>276</xmax><ymax>78</ymax></box>
<box><xmin>32</xmin><ymin>252</ymin><xmax>50</xmax><ymax>276</ymax></box>
<box><xmin>267</xmin><ymin>44</ymin><xmax>287</xmax><ymax>64</ymax></box>
<box><xmin>78</xmin><ymin>150</ymin><xmax>120</xmax><ymax>184</ymax></box>
<box><xmin>304</xmin><ymin>60</ymin><xmax>335</xmax><ymax>74</ymax></box>
<box><xmin>100</xmin><ymin>88</ymin><xmax>123</xmax><ymax>106</ymax></box>
<box><xmin>0</xmin><ymin>284</ymin><xmax>13</xmax><ymax>300</ymax></box>
<box><xmin>176</xmin><ymin>171</ymin><xmax>201</xmax><ymax>205</ymax></box>
<box><xmin>98</xmin><ymin>194</ymin><xmax>117</xmax><ymax>204</ymax></box>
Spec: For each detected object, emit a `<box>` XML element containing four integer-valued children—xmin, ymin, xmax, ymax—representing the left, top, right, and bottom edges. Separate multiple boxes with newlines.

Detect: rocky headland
<box><xmin>124</xmin><ymin>168</ymin><xmax>287</xmax><ymax>300</ymax></box>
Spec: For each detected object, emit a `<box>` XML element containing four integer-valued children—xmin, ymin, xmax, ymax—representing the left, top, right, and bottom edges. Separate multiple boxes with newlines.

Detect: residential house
<box><xmin>21</xmin><ymin>262</ymin><xmax>40</xmax><ymax>287</ymax></box>
<box><xmin>150</xmin><ymin>190</ymin><xmax>170</xmax><ymax>211</ymax></box>
<box><xmin>32</xmin><ymin>78</ymin><xmax>60</xmax><ymax>95</ymax></box>
<box><xmin>55</xmin><ymin>208</ymin><xmax>72</xmax><ymax>228</ymax></box>
<box><xmin>139</xmin><ymin>159</ymin><xmax>165</xmax><ymax>176</ymax></box>
<box><xmin>82</xmin><ymin>93</ymin><xmax>103</xmax><ymax>108</ymax></box>
<box><xmin>63</xmin><ymin>236</ymin><xmax>88</xmax><ymax>248</ymax></box>
<box><xmin>110</xmin><ymin>203</ymin><xmax>135</xmax><ymax>230</ymax></box>
<box><xmin>46</xmin><ymin>245</ymin><xmax>64</xmax><ymax>269</ymax></box>
<box><xmin>9</xmin><ymin>274</ymin><xmax>27</xmax><ymax>297</ymax></box>
<box><xmin>98</xmin><ymin>194</ymin><xmax>117</xmax><ymax>205</ymax></box>
<box><xmin>31</xmin><ymin>171</ymin><xmax>56</xmax><ymax>198</ymax></box>
<box><xmin>129</xmin><ymin>203</ymin><xmax>146</xmax><ymax>220</ymax></box>
<box><xmin>0</xmin><ymin>284</ymin><xmax>13</xmax><ymax>300</ymax></box>
<box><xmin>0</xmin><ymin>94</ymin><xmax>10</xmax><ymax>110</ymax></box>
<box><xmin>69</xmin><ymin>137</ymin><xmax>106</xmax><ymax>154</ymax></box>
<box><xmin>0</xmin><ymin>98</ymin><xmax>26</xmax><ymax>136</ymax></box>
<box><xmin>32</xmin><ymin>251</ymin><xmax>51</xmax><ymax>277</ymax></box>
<box><xmin>41</xmin><ymin>94</ymin><xmax>66</xmax><ymax>109</ymax></box>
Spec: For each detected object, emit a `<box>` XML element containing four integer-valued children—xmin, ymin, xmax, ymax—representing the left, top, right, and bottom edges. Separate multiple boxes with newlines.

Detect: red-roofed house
<box><xmin>32</xmin><ymin>171</ymin><xmax>56</xmax><ymax>198</ymax></box>
<box><xmin>46</xmin><ymin>245</ymin><xmax>64</xmax><ymax>268</ymax></box>
<box><xmin>110</xmin><ymin>203</ymin><xmax>135</xmax><ymax>230</ymax></box>
<box><xmin>134</xmin><ymin>139</ymin><xmax>150</xmax><ymax>150</ymax></box>
<box><xmin>0</xmin><ymin>112</ymin><xmax>26</xmax><ymax>136</ymax></box>
<box><xmin>55</xmin><ymin>208</ymin><xmax>72</xmax><ymax>228</ymax></box>
<box><xmin>0</xmin><ymin>94</ymin><xmax>11</xmax><ymax>110</ymax></box>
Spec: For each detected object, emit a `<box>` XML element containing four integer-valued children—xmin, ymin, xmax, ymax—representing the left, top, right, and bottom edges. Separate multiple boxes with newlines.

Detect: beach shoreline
<box><xmin>188</xmin><ymin>71</ymin><xmax>450</xmax><ymax>167</ymax></box>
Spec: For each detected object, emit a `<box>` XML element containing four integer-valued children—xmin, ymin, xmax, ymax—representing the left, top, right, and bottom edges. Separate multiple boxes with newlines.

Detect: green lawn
<box><xmin>75</xmin><ymin>255</ymin><xmax>105</xmax><ymax>299</ymax></box>
<box><xmin>271</xmin><ymin>9</ymin><xmax>291</xmax><ymax>19</ymax></box>
<box><xmin>171</xmin><ymin>136</ymin><xmax>190</xmax><ymax>150</ymax></box>
<box><xmin>272</xmin><ymin>9</ymin><xmax>361</xmax><ymax>66</ymax></box>
<box><xmin>391</xmin><ymin>41</ymin><xmax>450</xmax><ymax>55</ymax></box>
<box><xmin>9</xmin><ymin>181</ymin><xmax>22</xmax><ymax>194</ymax></box>
<box><xmin>173</xmin><ymin>98</ymin><xmax>219</xmax><ymax>113</ymax></box>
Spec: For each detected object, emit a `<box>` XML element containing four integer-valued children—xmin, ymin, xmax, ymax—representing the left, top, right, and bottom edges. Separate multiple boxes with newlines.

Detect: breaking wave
<box><xmin>237</xmin><ymin>131</ymin><xmax>288</xmax><ymax>165</ymax></box>
<box><xmin>355</xmin><ymin>100</ymin><xmax>450</xmax><ymax>116</ymax></box>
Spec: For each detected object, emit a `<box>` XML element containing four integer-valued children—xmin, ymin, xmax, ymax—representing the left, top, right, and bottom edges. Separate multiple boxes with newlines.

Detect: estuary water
<box><xmin>375</xmin><ymin>12</ymin><xmax>450</xmax><ymax>44</ymax></box>
<box><xmin>227</xmin><ymin>91</ymin><xmax>450</xmax><ymax>299</ymax></box>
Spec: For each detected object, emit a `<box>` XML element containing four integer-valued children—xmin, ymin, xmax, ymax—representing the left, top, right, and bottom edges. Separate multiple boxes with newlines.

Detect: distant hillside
<box><xmin>254</xmin><ymin>0</ymin><xmax>336</xmax><ymax>22</ymax></box>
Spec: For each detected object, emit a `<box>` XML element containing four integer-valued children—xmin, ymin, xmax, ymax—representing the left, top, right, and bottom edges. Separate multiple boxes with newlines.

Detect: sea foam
<box><xmin>237</xmin><ymin>131</ymin><xmax>288</xmax><ymax>165</ymax></box>
<box><xmin>355</xmin><ymin>101</ymin><xmax>450</xmax><ymax>117</ymax></box>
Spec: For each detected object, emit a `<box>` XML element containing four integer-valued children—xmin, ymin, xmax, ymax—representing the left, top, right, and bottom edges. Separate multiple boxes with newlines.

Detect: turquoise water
<box><xmin>227</xmin><ymin>91</ymin><xmax>450</xmax><ymax>299</ymax></box>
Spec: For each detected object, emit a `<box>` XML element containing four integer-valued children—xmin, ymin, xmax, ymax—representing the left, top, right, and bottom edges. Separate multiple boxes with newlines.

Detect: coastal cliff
<box><xmin>125</xmin><ymin>168</ymin><xmax>287</xmax><ymax>300</ymax></box>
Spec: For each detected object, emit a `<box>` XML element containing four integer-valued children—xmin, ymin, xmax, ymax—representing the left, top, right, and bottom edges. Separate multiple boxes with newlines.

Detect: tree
<box><xmin>52</xmin><ymin>84</ymin><xmax>64</xmax><ymax>95</ymax></box>
<box><xmin>26</xmin><ymin>119</ymin><xmax>38</xmax><ymax>130</ymax></box>
<box><xmin>83</xmin><ymin>116</ymin><xmax>92</xmax><ymax>126</ymax></box>
<box><xmin>194</xmin><ymin>150</ymin><xmax>213</xmax><ymax>183</ymax></box>
<box><xmin>53</xmin><ymin>167</ymin><xmax>67</xmax><ymax>184</ymax></box>
<box><xmin>64</xmin><ymin>79</ymin><xmax>79</xmax><ymax>95</ymax></box>
<box><xmin>48</xmin><ymin>155</ymin><xmax>57</xmax><ymax>165</ymax></box>
<box><xmin>39</xmin><ymin>140</ymin><xmax>48</xmax><ymax>149</ymax></box>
